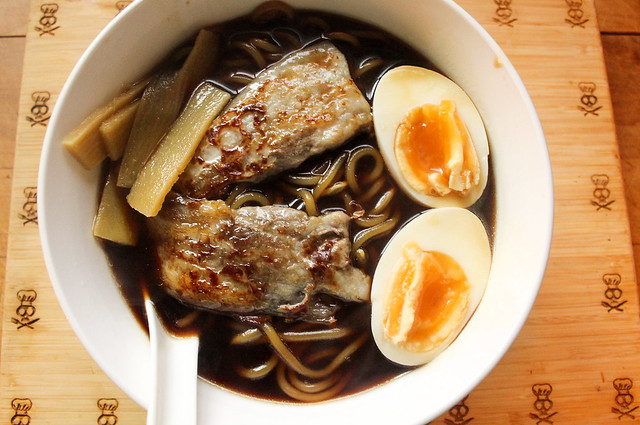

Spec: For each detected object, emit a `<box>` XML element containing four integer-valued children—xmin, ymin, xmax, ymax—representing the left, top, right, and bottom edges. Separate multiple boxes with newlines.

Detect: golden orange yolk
<box><xmin>383</xmin><ymin>242</ymin><xmax>470</xmax><ymax>352</ymax></box>
<box><xmin>394</xmin><ymin>100</ymin><xmax>480</xmax><ymax>197</ymax></box>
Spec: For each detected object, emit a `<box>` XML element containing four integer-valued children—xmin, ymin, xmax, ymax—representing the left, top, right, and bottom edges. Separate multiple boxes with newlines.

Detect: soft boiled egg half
<box><xmin>372</xmin><ymin>65</ymin><xmax>489</xmax><ymax>208</ymax></box>
<box><xmin>370</xmin><ymin>207</ymin><xmax>491</xmax><ymax>366</ymax></box>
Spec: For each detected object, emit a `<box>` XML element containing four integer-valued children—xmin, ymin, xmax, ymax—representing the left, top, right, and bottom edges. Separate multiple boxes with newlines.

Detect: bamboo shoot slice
<box><xmin>65</xmin><ymin>130</ymin><xmax>106</xmax><ymax>170</ymax></box>
<box><xmin>62</xmin><ymin>79</ymin><xmax>149</xmax><ymax>169</ymax></box>
<box><xmin>117</xmin><ymin>70</ymin><xmax>187</xmax><ymax>188</ymax></box>
<box><xmin>93</xmin><ymin>166</ymin><xmax>140</xmax><ymax>246</ymax></box>
<box><xmin>127</xmin><ymin>83</ymin><xmax>230</xmax><ymax>217</ymax></box>
<box><xmin>118</xmin><ymin>29</ymin><xmax>220</xmax><ymax>188</ymax></box>
<box><xmin>99</xmin><ymin>99</ymin><xmax>140</xmax><ymax>160</ymax></box>
<box><xmin>180</xmin><ymin>29</ymin><xmax>220</xmax><ymax>93</ymax></box>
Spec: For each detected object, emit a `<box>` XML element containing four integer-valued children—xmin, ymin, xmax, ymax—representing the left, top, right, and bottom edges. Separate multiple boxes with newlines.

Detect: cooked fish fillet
<box><xmin>176</xmin><ymin>41</ymin><xmax>372</xmax><ymax>199</ymax></box>
<box><xmin>146</xmin><ymin>192</ymin><xmax>371</xmax><ymax>321</ymax></box>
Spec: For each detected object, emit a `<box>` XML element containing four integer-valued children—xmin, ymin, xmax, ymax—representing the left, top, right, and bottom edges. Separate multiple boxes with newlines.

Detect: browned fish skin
<box><xmin>146</xmin><ymin>193</ymin><xmax>371</xmax><ymax>321</ymax></box>
<box><xmin>176</xmin><ymin>41</ymin><xmax>372</xmax><ymax>199</ymax></box>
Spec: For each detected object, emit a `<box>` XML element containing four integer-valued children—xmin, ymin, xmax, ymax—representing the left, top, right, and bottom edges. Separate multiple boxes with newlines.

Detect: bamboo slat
<box><xmin>1</xmin><ymin>1</ymin><xmax>638</xmax><ymax>424</ymax></box>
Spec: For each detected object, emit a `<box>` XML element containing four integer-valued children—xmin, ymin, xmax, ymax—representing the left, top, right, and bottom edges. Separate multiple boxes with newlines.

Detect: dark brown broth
<box><xmin>102</xmin><ymin>5</ymin><xmax>496</xmax><ymax>402</ymax></box>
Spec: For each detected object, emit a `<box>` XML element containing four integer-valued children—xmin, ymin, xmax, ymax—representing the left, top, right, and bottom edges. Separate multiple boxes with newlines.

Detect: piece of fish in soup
<box><xmin>176</xmin><ymin>41</ymin><xmax>372</xmax><ymax>199</ymax></box>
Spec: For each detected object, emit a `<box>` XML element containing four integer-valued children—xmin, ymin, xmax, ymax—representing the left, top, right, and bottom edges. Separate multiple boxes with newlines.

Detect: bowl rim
<box><xmin>38</xmin><ymin>0</ymin><xmax>554</xmax><ymax>423</ymax></box>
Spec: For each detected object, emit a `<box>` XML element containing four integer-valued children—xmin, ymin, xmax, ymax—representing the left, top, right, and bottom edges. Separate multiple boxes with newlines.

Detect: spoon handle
<box><xmin>146</xmin><ymin>299</ymin><xmax>200</xmax><ymax>425</ymax></box>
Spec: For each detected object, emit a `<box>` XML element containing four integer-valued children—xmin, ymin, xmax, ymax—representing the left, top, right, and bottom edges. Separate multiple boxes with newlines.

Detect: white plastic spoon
<box><xmin>145</xmin><ymin>299</ymin><xmax>200</xmax><ymax>425</ymax></box>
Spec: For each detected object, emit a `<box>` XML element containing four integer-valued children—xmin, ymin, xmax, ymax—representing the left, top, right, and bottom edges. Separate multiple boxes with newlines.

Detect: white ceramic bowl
<box><xmin>38</xmin><ymin>0</ymin><xmax>553</xmax><ymax>423</ymax></box>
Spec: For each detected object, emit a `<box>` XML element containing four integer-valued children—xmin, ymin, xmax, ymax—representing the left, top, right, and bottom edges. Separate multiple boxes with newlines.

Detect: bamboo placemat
<box><xmin>2</xmin><ymin>0</ymin><xmax>639</xmax><ymax>423</ymax></box>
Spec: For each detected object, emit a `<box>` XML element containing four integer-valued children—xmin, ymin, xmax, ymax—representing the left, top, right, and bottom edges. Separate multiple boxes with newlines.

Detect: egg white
<box><xmin>370</xmin><ymin>207</ymin><xmax>492</xmax><ymax>366</ymax></box>
<box><xmin>372</xmin><ymin>65</ymin><xmax>489</xmax><ymax>208</ymax></box>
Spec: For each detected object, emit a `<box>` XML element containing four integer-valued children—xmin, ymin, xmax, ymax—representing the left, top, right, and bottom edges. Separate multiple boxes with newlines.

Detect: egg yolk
<box><xmin>394</xmin><ymin>100</ymin><xmax>480</xmax><ymax>198</ymax></box>
<box><xmin>383</xmin><ymin>241</ymin><xmax>470</xmax><ymax>352</ymax></box>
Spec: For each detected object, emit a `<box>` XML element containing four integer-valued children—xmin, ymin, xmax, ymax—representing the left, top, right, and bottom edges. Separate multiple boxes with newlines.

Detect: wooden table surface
<box><xmin>0</xmin><ymin>0</ymin><xmax>638</xmax><ymax>346</ymax></box>
<box><xmin>0</xmin><ymin>1</ymin><xmax>638</xmax><ymax>422</ymax></box>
